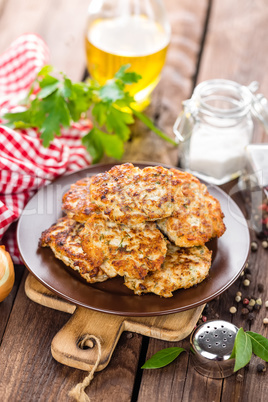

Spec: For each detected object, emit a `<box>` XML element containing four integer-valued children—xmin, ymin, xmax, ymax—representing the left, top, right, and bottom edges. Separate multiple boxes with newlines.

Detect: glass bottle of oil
<box><xmin>85</xmin><ymin>0</ymin><xmax>171</xmax><ymax>109</ymax></box>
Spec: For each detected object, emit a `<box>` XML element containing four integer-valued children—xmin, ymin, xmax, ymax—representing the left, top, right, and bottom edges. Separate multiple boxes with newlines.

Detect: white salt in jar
<box><xmin>173</xmin><ymin>79</ymin><xmax>268</xmax><ymax>185</ymax></box>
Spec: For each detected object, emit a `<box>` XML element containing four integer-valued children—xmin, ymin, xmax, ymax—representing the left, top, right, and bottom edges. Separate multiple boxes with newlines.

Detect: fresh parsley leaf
<box><xmin>92</xmin><ymin>102</ymin><xmax>108</xmax><ymax>127</ymax></box>
<box><xmin>99</xmin><ymin>81</ymin><xmax>125</xmax><ymax>103</ymax></box>
<box><xmin>231</xmin><ymin>328</ymin><xmax>252</xmax><ymax>372</ymax></box>
<box><xmin>3</xmin><ymin>64</ymin><xmax>176</xmax><ymax>161</ymax></box>
<box><xmin>82</xmin><ymin>127</ymin><xmax>124</xmax><ymax>162</ymax></box>
<box><xmin>106</xmin><ymin>106</ymin><xmax>134</xmax><ymax>141</ymax></box>
<box><xmin>82</xmin><ymin>128</ymin><xmax>104</xmax><ymax>163</ymax></box>
<box><xmin>141</xmin><ymin>347</ymin><xmax>185</xmax><ymax>369</ymax></box>
<box><xmin>115</xmin><ymin>64</ymin><xmax>142</xmax><ymax>84</ymax></box>
<box><xmin>246</xmin><ymin>331</ymin><xmax>268</xmax><ymax>362</ymax></box>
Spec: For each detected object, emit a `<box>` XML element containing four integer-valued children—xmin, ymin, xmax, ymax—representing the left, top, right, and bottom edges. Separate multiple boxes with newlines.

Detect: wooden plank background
<box><xmin>0</xmin><ymin>0</ymin><xmax>268</xmax><ymax>401</ymax></box>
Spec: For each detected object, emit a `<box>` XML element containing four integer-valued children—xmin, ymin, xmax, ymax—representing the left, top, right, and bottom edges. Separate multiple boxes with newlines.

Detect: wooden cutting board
<box><xmin>25</xmin><ymin>273</ymin><xmax>204</xmax><ymax>371</ymax></box>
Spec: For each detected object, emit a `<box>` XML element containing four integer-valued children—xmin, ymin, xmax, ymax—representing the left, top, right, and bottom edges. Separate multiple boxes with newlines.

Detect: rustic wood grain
<box><xmin>197</xmin><ymin>0</ymin><xmax>268</xmax><ymax>143</ymax></box>
<box><xmin>0</xmin><ymin>0</ymin><xmax>89</xmax><ymax>81</ymax></box>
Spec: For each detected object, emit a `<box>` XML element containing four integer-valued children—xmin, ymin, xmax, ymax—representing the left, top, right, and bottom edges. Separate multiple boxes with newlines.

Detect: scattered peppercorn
<box><xmin>263</xmin><ymin>317</ymin><xmax>268</xmax><ymax>324</ymax></box>
<box><xmin>245</xmin><ymin>274</ymin><xmax>252</xmax><ymax>281</ymax></box>
<box><xmin>244</xmin><ymin>267</ymin><xmax>251</xmax><ymax>275</ymax></box>
<box><xmin>256</xmin><ymin>298</ymin><xmax>262</xmax><ymax>306</ymax></box>
<box><xmin>257</xmin><ymin>363</ymin><xmax>266</xmax><ymax>373</ymax></box>
<box><xmin>236</xmin><ymin>373</ymin><xmax>244</xmax><ymax>382</ymax></box>
<box><xmin>235</xmin><ymin>295</ymin><xmax>241</xmax><ymax>303</ymax></box>
<box><xmin>265</xmin><ymin>301</ymin><xmax>268</xmax><ymax>308</ymax></box>
<box><xmin>258</xmin><ymin>283</ymin><xmax>264</xmax><ymax>292</ymax></box>
<box><xmin>240</xmin><ymin>270</ymin><xmax>245</xmax><ymax>277</ymax></box>
<box><xmin>202</xmin><ymin>315</ymin><xmax>207</xmax><ymax>322</ymax></box>
<box><xmin>236</xmin><ymin>291</ymin><xmax>242</xmax><ymax>297</ymax></box>
<box><xmin>243</xmin><ymin>279</ymin><xmax>250</xmax><ymax>287</ymax></box>
<box><xmin>248</xmin><ymin>312</ymin><xmax>255</xmax><ymax>322</ymax></box>
<box><xmin>262</xmin><ymin>240</ymin><xmax>268</xmax><ymax>249</ymax></box>
<box><xmin>243</xmin><ymin>298</ymin><xmax>250</xmax><ymax>305</ymax></box>
<box><xmin>251</xmin><ymin>241</ymin><xmax>258</xmax><ymax>252</ymax></box>
<box><xmin>229</xmin><ymin>306</ymin><xmax>237</xmax><ymax>314</ymax></box>
<box><xmin>241</xmin><ymin>308</ymin><xmax>249</xmax><ymax>315</ymax></box>
<box><xmin>254</xmin><ymin>304</ymin><xmax>261</xmax><ymax>311</ymax></box>
<box><xmin>249</xmin><ymin>299</ymin><xmax>256</xmax><ymax>307</ymax></box>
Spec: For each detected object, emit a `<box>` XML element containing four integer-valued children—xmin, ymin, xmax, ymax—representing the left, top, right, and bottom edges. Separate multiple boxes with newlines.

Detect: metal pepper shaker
<box><xmin>190</xmin><ymin>320</ymin><xmax>238</xmax><ymax>378</ymax></box>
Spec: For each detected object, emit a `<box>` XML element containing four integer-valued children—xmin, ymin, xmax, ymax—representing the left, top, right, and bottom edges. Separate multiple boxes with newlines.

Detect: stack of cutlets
<box><xmin>40</xmin><ymin>163</ymin><xmax>226</xmax><ymax>297</ymax></box>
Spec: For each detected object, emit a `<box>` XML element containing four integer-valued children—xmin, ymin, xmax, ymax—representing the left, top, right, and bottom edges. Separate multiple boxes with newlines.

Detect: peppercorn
<box><xmin>262</xmin><ymin>240</ymin><xmax>268</xmax><ymax>249</ymax></box>
<box><xmin>247</xmin><ymin>305</ymin><xmax>254</xmax><ymax>312</ymax></box>
<box><xmin>257</xmin><ymin>363</ymin><xmax>266</xmax><ymax>373</ymax></box>
<box><xmin>244</xmin><ymin>267</ymin><xmax>251</xmax><ymax>275</ymax></box>
<box><xmin>245</xmin><ymin>274</ymin><xmax>252</xmax><ymax>281</ymax></box>
<box><xmin>265</xmin><ymin>301</ymin><xmax>268</xmax><ymax>308</ymax></box>
<box><xmin>243</xmin><ymin>298</ymin><xmax>250</xmax><ymax>305</ymax></box>
<box><xmin>251</xmin><ymin>241</ymin><xmax>258</xmax><ymax>252</ymax></box>
<box><xmin>248</xmin><ymin>312</ymin><xmax>255</xmax><ymax>322</ymax></box>
<box><xmin>202</xmin><ymin>315</ymin><xmax>207</xmax><ymax>322</ymax></box>
<box><xmin>241</xmin><ymin>308</ymin><xmax>249</xmax><ymax>315</ymax></box>
<box><xmin>240</xmin><ymin>270</ymin><xmax>245</xmax><ymax>277</ymax></box>
<box><xmin>254</xmin><ymin>304</ymin><xmax>261</xmax><ymax>311</ymax></box>
<box><xmin>263</xmin><ymin>317</ymin><xmax>268</xmax><ymax>324</ymax></box>
<box><xmin>243</xmin><ymin>279</ymin><xmax>250</xmax><ymax>287</ymax></box>
<box><xmin>258</xmin><ymin>283</ymin><xmax>264</xmax><ymax>292</ymax></box>
<box><xmin>249</xmin><ymin>299</ymin><xmax>256</xmax><ymax>307</ymax></box>
<box><xmin>256</xmin><ymin>298</ymin><xmax>262</xmax><ymax>306</ymax></box>
<box><xmin>236</xmin><ymin>291</ymin><xmax>242</xmax><ymax>297</ymax></box>
<box><xmin>229</xmin><ymin>306</ymin><xmax>237</xmax><ymax>314</ymax></box>
<box><xmin>235</xmin><ymin>295</ymin><xmax>241</xmax><ymax>303</ymax></box>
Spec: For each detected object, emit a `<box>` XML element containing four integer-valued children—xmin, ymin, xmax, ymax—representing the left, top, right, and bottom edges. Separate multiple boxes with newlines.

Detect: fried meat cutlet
<box><xmin>89</xmin><ymin>163</ymin><xmax>178</xmax><ymax>225</ymax></box>
<box><xmin>79</xmin><ymin>213</ymin><xmax>167</xmax><ymax>280</ymax></box>
<box><xmin>124</xmin><ymin>243</ymin><xmax>212</xmax><ymax>297</ymax></box>
<box><xmin>62</xmin><ymin>177</ymin><xmax>99</xmax><ymax>223</ymax></box>
<box><xmin>157</xmin><ymin>169</ymin><xmax>226</xmax><ymax>247</ymax></box>
<box><xmin>39</xmin><ymin>216</ymin><xmax>109</xmax><ymax>283</ymax></box>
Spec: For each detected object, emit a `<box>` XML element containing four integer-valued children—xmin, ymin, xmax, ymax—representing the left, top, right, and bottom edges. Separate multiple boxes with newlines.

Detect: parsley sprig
<box><xmin>4</xmin><ymin>64</ymin><xmax>176</xmax><ymax>163</ymax></box>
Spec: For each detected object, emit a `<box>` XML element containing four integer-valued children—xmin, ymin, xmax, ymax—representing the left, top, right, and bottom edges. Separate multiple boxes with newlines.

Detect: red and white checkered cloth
<box><xmin>0</xmin><ymin>34</ymin><xmax>92</xmax><ymax>264</ymax></box>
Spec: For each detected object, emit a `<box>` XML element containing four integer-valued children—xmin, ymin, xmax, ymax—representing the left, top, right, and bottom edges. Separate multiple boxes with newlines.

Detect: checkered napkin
<box><xmin>0</xmin><ymin>34</ymin><xmax>92</xmax><ymax>264</ymax></box>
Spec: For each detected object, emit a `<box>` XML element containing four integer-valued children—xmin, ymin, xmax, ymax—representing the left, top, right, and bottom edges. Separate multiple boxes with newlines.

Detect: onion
<box><xmin>0</xmin><ymin>246</ymin><xmax>15</xmax><ymax>302</ymax></box>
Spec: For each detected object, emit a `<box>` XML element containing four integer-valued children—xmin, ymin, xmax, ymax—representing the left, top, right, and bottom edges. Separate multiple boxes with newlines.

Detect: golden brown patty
<box><xmin>79</xmin><ymin>213</ymin><xmax>167</xmax><ymax>280</ymax></box>
<box><xmin>89</xmin><ymin>163</ymin><xmax>178</xmax><ymax>225</ymax></box>
<box><xmin>157</xmin><ymin>169</ymin><xmax>226</xmax><ymax>247</ymax></box>
<box><xmin>124</xmin><ymin>243</ymin><xmax>212</xmax><ymax>297</ymax></box>
<box><xmin>62</xmin><ymin>177</ymin><xmax>99</xmax><ymax>223</ymax></box>
<box><xmin>39</xmin><ymin>216</ymin><xmax>109</xmax><ymax>283</ymax></box>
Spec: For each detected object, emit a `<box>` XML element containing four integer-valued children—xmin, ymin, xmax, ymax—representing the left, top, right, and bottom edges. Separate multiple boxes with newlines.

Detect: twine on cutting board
<box><xmin>69</xmin><ymin>335</ymin><xmax>102</xmax><ymax>402</ymax></box>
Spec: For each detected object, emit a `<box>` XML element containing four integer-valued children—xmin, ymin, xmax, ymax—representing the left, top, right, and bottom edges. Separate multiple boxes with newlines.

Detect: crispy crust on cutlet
<box><xmin>124</xmin><ymin>243</ymin><xmax>212</xmax><ymax>297</ymax></box>
<box><xmin>157</xmin><ymin>169</ymin><xmax>226</xmax><ymax>247</ymax></box>
<box><xmin>39</xmin><ymin>216</ymin><xmax>109</xmax><ymax>283</ymax></box>
<box><xmin>62</xmin><ymin>177</ymin><xmax>99</xmax><ymax>223</ymax></box>
<box><xmin>89</xmin><ymin>163</ymin><xmax>178</xmax><ymax>225</ymax></box>
<box><xmin>79</xmin><ymin>213</ymin><xmax>167</xmax><ymax>280</ymax></box>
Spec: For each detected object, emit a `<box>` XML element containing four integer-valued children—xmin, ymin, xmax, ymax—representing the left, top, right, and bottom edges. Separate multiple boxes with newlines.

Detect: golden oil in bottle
<box><xmin>85</xmin><ymin>15</ymin><xmax>170</xmax><ymax>108</ymax></box>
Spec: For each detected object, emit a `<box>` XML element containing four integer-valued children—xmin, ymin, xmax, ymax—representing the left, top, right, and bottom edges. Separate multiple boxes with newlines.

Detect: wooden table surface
<box><xmin>0</xmin><ymin>0</ymin><xmax>268</xmax><ymax>401</ymax></box>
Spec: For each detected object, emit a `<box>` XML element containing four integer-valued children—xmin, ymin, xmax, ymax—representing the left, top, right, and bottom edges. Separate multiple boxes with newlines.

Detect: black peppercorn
<box><xmin>258</xmin><ymin>283</ymin><xmax>264</xmax><ymax>292</ymax></box>
<box><xmin>247</xmin><ymin>312</ymin><xmax>255</xmax><ymax>322</ymax></box>
<box><xmin>241</xmin><ymin>308</ymin><xmax>249</xmax><ymax>315</ymax></box>
<box><xmin>257</xmin><ymin>363</ymin><xmax>266</xmax><ymax>373</ymax></box>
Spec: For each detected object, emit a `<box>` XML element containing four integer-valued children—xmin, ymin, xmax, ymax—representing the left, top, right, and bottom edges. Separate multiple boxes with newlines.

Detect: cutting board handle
<box><xmin>51</xmin><ymin>307</ymin><xmax>125</xmax><ymax>371</ymax></box>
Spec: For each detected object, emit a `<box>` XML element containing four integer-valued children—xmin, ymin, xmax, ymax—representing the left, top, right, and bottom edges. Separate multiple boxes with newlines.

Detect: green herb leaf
<box><xmin>106</xmin><ymin>106</ymin><xmax>134</xmax><ymax>141</ymax></box>
<box><xmin>246</xmin><ymin>331</ymin><xmax>268</xmax><ymax>362</ymax></box>
<box><xmin>141</xmin><ymin>347</ymin><xmax>185</xmax><ymax>369</ymax></box>
<box><xmin>232</xmin><ymin>328</ymin><xmax>252</xmax><ymax>372</ymax></box>
<box><xmin>115</xmin><ymin>64</ymin><xmax>142</xmax><ymax>84</ymax></box>
<box><xmin>3</xmin><ymin>63</ymin><xmax>176</xmax><ymax>160</ymax></box>
<box><xmin>82</xmin><ymin>128</ymin><xmax>104</xmax><ymax>163</ymax></box>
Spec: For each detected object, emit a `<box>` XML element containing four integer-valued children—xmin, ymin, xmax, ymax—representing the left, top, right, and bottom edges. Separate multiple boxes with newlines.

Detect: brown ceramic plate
<box><xmin>17</xmin><ymin>162</ymin><xmax>250</xmax><ymax>316</ymax></box>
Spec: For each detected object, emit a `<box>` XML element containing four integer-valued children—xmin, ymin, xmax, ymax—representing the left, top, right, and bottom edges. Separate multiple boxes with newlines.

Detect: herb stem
<box><xmin>130</xmin><ymin>107</ymin><xmax>177</xmax><ymax>146</ymax></box>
